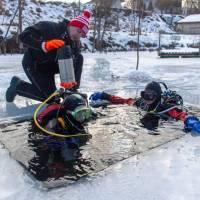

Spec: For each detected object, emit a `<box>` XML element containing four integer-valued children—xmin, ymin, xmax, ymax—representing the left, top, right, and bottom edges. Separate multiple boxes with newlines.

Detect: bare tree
<box><xmin>92</xmin><ymin>5</ymin><xmax>97</xmax><ymax>52</ymax></box>
<box><xmin>18</xmin><ymin>0</ymin><xmax>23</xmax><ymax>36</ymax></box>
<box><xmin>0</xmin><ymin>0</ymin><xmax>5</xmax><ymax>26</ymax></box>
<box><xmin>71</xmin><ymin>2</ymin><xmax>78</xmax><ymax>18</ymax></box>
<box><xmin>17</xmin><ymin>0</ymin><xmax>25</xmax><ymax>51</ymax></box>
<box><xmin>147</xmin><ymin>1</ymin><xmax>153</xmax><ymax>11</ymax></box>
<box><xmin>126</xmin><ymin>0</ymin><xmax>137</xmax><ymax>35</ymax></box>
<box><xmin>0</xmin><ymin>3</ymin><xmax>20</xmax><ymax>54</ymax></box>
<box><xmin>136</xmin><ymin>0</ymin><xmax>142</xmax><ymax>70</ymax></box>
<box><xmin>0</xmin><ymin>0</ymin><xmax>3</xmax><ymax>15</ymax></box>
<box><xmin>156</xmin><ymin>0</ymin><xmax>182</xmax><ymax>13</ymax></box>
<box><xmin>183</xmin><ymin>0</ymin><xmax>200</xmax><ymax>15</ymax></box>
<box><xmin>78</xmin><ymin>0</ymin><xmax>81</xmax><ymax>15</ymax></box>
<box><xmin>92</xmin><ymin>0</ymin><xmax>113</xmax><ymax>51</ymax></box>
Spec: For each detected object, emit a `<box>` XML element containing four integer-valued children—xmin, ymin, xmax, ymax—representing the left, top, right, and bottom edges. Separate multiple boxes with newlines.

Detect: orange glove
<box><xmin>42</xmin><ymin>39</ymin><xmax>65</xmax><ymax>52</ymax></box>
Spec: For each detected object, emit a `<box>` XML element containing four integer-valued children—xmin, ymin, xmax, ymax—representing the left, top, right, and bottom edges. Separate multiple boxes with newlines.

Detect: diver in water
<box><xmin>28</xmin><ymin>92</ymin><xmax>95</xmax><ymax>182</ymax></box>
<box><xmin>89</xmin><ymin>81</ymin><xmax>200</xmax><ymax>133</ymax></box>
<box><xmin>37</xmin><ymin>92</ymin><xmax>94</xmax><ymax>135</ymax></box>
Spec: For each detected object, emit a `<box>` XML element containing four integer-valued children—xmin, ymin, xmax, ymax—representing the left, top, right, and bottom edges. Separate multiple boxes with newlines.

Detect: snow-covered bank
<box><xmin>0</xmin><ymin>0</ymin><xmax>180</xmax><ymax>52</ymax></box>
<box><xmin>1</xmin><ymin>0</ymin><xmax>197</xmax><ymax>52</ymax></box>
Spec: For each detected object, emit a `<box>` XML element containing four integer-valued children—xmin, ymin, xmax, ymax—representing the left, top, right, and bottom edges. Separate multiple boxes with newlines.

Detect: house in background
<box><xmin>176</xmin><ymin>14</ymin><xmax>200</xmax><ymax>33</ymax></box>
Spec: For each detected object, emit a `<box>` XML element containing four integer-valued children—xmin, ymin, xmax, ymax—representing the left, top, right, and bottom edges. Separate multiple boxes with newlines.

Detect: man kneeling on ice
<box><xmin>89</xmin><ymin>81</ymin><xmax>200</xmax><ymax>133</ymax></box>
<box><xmin>5</xmin><ymin>10</ymin><xmax>92</xmax><ymax>103</ymax></box>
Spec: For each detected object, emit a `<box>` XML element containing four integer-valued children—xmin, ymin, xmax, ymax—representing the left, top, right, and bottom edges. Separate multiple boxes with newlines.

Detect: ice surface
<box><xmin>0</xmin><ymin>52</ymin><xmax>200</xmax><ymax>199</ymax></box>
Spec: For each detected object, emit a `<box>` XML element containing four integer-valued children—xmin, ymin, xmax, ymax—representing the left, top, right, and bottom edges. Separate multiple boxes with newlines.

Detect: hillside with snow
<box><xmin>0</xmin><ymin>0</ymin><xmax>185</xmax><ymax>52</ymax></box>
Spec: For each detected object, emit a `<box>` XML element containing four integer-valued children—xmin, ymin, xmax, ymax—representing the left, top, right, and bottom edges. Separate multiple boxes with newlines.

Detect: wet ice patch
<box><xmin>128</xmin><ymin>70</ymin><xmax>153</xmax><ymax>82</ymax></box>
<box><xmin>94</xmin><ymin>58</ymin><xmax>110</xmax><ymax>68</ymax></box>
<box><xmin>89</xmin><ymin>58</ymin><xmax>113</xmax><ymax>81</ymax></box>
<box><xmin>0</xmin><ymin>105</ymin><xmax>186</xmax><ymax>189</ymax></box>
<box><xmin>110</xmin><ymin>70</ymin><xmax>153</xmax><ymax>82</ymax></box>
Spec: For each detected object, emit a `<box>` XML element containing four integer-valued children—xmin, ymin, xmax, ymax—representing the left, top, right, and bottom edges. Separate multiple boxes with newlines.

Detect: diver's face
<box><xmin>141</xmin><ymin>89</ymin><xmax>158</xmax><ymax>105</ymax></box>
<box><xmin>68</xmin><ymin>26</ymin><xmax>85</xmax><ymax>41</ymax></box>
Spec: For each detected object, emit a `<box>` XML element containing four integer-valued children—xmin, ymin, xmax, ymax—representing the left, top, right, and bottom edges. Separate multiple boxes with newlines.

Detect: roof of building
<box><xmin>177</xmin><ymin>14</ymin><xmax>200</xmax><ymax>23</ymax></box>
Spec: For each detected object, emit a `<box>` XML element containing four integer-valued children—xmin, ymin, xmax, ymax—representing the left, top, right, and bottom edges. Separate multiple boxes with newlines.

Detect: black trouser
<box><xmin>74</xmin><ymin>54</ymin><xmax>83</xmax><ymax>89</ymax></box>
<box><xmin>16</xmin><ymin>54</ymin><xmax>83</xmax><ymax>102</ymax></box>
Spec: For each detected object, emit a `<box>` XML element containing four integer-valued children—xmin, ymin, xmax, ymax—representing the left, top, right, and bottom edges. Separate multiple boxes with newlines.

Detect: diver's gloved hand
<box><xmin>184</xmin><ymin>116</ymin><xmax>200</xmax><ymax>134</ymax></box>
<box><xmin>42</xmin><ymin>39</ymin><xmax>65</xmax><ymax>52</ymax></box>
<box><xmin>89</xmin><ymin>92</ymin><xmax>110</xmax><ymax>101</ymax></box>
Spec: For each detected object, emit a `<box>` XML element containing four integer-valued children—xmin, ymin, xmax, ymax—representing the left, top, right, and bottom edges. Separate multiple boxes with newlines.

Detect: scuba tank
<box><xmin>57</xmin><ymin>45</ymin><xmax>77</xmax><ymax>89</ymax></box>
<box><xmin>159</xmin><ymin>82</ymin><xmax>183</xmax><ymax>106</ymax></box>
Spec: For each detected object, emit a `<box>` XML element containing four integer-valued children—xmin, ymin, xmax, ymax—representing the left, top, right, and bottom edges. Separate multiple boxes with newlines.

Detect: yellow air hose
<box><xmin>33</xmin><ymin>92</ymin><xmax>91</xmax><ymax>138</ymax></box>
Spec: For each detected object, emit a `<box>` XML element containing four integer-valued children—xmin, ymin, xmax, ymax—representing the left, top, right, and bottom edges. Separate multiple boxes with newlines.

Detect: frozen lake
<box><xmin>0</xmin><ymin>51</ymin><xmax>200</xmax><ymax>199</ymax></box>
<box><xmin>1</xmin><ymin>51</ymin><xmax>200</xmax><ymax>106</ymax></box>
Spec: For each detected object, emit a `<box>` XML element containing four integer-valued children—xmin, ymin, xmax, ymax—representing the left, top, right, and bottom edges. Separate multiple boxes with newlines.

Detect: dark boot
<box><xmin>6</xmin><ymin>76</ymin><xmax>21</xmax><ymax>102</ymax></box>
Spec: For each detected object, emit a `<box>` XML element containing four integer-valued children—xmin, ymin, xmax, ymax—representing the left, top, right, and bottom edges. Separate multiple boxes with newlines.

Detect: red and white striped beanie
<box><xmin>69</xmin><ymin>10</ymin><xmax>92</xmax><ymax>37</ymax></box>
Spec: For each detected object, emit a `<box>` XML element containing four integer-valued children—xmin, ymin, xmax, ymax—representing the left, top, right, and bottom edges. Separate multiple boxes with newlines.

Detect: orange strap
<box><xmin>60</xmin><ymin>82</ymin><xmax>77</xmax><ymax>89</ymax></box>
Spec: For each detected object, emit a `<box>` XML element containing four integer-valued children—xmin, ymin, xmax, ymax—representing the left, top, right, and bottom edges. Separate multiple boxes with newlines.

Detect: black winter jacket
<box><xmin>20</xmin><ymin>20</ymin><xmax>81</xmax><ymax>73</ymax></box>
